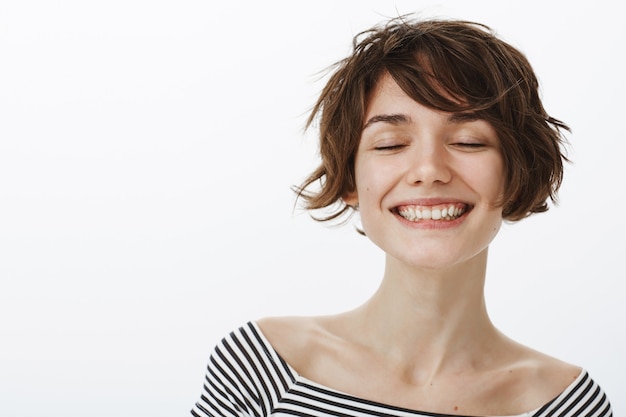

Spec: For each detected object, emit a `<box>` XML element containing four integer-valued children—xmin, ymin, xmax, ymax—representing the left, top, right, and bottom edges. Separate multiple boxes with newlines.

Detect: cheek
<box><xmin>355</xmin><ymin>164</ymin><xmax>392</xmax><ymax>205</ymax></box>
<box><xmin>473</xmin><ymin>157</ymin><xmax>505</xmax><ymax>200</ymax></box>
<box><xmin>353</xmin><ymin>158</ymin><xmax>374</xmax><ymax>196</ymax></box>
<box><xmin>492</xmin><ymin>160</ymin><xmax>506</xmax><ymax>198</ymax></box>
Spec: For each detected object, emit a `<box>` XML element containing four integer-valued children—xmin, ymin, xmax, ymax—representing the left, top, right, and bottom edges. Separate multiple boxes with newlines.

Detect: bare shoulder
<box><xmin>532</xmin><ymin>351</ymin><xmax>582</xmax><ymax>391</ymax></box>
<box><xmin>256</xmin><ymin>315</ymin><xmax>321</xmax><ymax>348</ymax></box>
<box><xmin>255</xmin><ymin>315</ymin><xmax>332</xmax><ymax>374</ymax></box>
<box><xmin>493</xmin><ymin>341</ymin><xmax>583</xmax><ymax>409</ymax></box>
<box><xmin>519</xmin><ymin>344</ymin><xmax>581</xmax><ymax>384</ymax></box>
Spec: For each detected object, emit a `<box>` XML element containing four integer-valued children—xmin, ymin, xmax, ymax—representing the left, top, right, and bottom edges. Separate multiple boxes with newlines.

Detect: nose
<box><xmin>405</xmin><ymin>143</ymin><xmax>452</xmax><ymax>185</ymax></box>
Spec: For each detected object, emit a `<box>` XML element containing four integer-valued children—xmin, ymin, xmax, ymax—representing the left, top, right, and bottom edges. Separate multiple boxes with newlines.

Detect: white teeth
<box><xmin>397</xmin><ymin>204</ymin><xmax>467</xmax><ymax>222</ymax></box>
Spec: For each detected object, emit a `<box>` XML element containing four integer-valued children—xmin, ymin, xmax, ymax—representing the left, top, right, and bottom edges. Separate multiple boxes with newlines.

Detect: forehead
<box><xmin>365</xmin><ymin>71</ymin><xmax>468</xmax><ymax>118</ymax></box>
<box><xmin>364</xmin><ymin>73</ymin><xmax>412</xmax><ymax>116</ymax></box>
<box><xmin>364</xmin><ymin>73</ymin><xmax>456</xmax><ymax>124</ymax></box>
<box><xmin>369</xmin><ymin>72</ymin><xmax>405</xmax><ymax>99</ymax></box>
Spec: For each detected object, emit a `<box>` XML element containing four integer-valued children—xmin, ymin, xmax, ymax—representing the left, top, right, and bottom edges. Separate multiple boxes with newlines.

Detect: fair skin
<box><xmin>258</xmin><ymin>73</ymin><xmax>580</xmax><ymax>416</ymax></box>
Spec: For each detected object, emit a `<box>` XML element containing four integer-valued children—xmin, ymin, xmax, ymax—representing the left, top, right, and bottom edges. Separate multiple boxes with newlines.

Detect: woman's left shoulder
<box><xmin>530</xmin><ymin>352</ymin><xmax>582</xmax><ymax>388</ymax></box>
<box><xmin>504</xmin><ymin>347</ymin><xmax>612</xmax><ymax>415</ymax></box>
<box><xmin>531</xmin><ymin>361</ymin><xmax>613</xmax><ymax>416</ymax></box>
<box><xmin>506</xmin><ymin>346</ymin><xmax>580</xmax><ymax>395</ymax></box>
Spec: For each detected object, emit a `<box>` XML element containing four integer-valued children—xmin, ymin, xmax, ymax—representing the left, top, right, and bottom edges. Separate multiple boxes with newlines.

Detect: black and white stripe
<box><xmin>191</xmin><ymin>322</ymin><xmax>613</xmax><ymax>417</ymax></box>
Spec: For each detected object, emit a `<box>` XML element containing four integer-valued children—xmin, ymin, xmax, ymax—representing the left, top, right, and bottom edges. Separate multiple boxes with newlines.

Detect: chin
<box><xmin>389</xmin><ymin>245</ymin><xmax>489</xmax><ymax>271</ymax></box>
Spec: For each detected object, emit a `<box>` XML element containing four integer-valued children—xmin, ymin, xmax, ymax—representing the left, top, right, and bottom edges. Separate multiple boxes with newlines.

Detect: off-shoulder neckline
<box><xmin>249</xmin><ymin>320</ymin><xmax>585</xmax><ymax>417</ymax></box>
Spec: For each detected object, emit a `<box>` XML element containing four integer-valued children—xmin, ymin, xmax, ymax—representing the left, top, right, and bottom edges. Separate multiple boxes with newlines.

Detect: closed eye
<box><xmin>457</xmin><ymin>143</ymin><xmax>485</xmax><ymax>147</ymax></box>
<box><xmin>375</xmin><ymin>144</ymin><xmax>406</xmax><ymax>151</ymax></box>
<box><xmin>452</xmin><ymin>142</ymin><xmax>487</xmax><ymax>150</ymax></box>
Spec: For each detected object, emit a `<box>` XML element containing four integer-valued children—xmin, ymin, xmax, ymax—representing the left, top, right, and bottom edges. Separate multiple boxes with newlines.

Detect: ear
<box><xmin>342</xmin><ymin>189</ymin><xmax>358</xmax><ymax>208</ymax></box>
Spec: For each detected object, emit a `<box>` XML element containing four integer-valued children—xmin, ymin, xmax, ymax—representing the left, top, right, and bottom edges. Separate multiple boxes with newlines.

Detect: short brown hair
<box><xmin>295</xmin><ymin>16</ymin><xmax>569</xmax><ymax>222</ymax></box>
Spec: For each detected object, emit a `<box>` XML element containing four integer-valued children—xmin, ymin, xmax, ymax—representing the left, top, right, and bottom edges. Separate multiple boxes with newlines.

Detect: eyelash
<box><xmin>375</xmin><ymin>143</ymin><xmax>485</xmax><ymax>151</ymax></box>
<box><xmin>454</xmin><ymin>142</ymin><xmax>486</xmax><ymax>148</ymax></box>
<box><xmin>374</xmin><ymin>144</ymin><xmax>406</xmax><ymax>151</ymax></box>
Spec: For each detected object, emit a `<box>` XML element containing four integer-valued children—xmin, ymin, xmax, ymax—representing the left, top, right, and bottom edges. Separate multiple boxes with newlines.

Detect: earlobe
<box><xmin>342</xmin><ymin>190</ymin><xmax>359</xmax><ymax>208</ymax></box>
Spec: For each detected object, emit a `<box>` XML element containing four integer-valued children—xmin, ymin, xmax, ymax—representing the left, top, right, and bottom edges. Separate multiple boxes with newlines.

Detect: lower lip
<box><xmin>393</xmin><ymin>210</ymin><xmax>469</xmax><ymax>229</ymax></box>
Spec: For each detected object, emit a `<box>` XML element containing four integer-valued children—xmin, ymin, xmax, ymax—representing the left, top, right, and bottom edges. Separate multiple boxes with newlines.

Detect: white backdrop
<box><xmin>0</xmin><ymin>1</ymin><xmax>623</xmax><ymax>416</ymax></box>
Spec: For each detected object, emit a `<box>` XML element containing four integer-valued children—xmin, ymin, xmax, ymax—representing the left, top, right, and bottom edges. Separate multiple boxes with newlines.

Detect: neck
<box><xmin>349</xmin><ymin>248</ymin><xmax>500</xmax><ymax>382</ymax></box>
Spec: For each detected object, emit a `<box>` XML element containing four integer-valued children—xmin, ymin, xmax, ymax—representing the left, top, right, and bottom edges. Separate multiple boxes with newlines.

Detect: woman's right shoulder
<box><xmin>255</xmin><ymin>315</ymin><xmax>329</xmax><ymax>374</ymax></box>
<box><xmin>255</xmin><ymin>315</ymin><xmax>323</xmax><ymax>352</ymax></box>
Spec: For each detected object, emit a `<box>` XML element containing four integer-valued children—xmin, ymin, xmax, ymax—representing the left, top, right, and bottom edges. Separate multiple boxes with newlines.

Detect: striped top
<box><xmin>191</xmin><ymin>322</ymin><xmax>613</xmax><ymax>417</ymax></box>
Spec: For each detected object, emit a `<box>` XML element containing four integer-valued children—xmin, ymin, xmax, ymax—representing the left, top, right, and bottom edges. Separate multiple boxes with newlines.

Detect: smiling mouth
<box><xmin>395</xmin><ymin>203</ymin><xmax>469</xmax><ymax>221</ymax></box>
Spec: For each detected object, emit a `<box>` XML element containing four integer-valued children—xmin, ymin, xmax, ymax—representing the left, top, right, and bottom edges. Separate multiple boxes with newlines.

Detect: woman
<box><xmin>191</xmin><ymin>16</ymin><xmax>612</xmax><ymax>416</ymax></box>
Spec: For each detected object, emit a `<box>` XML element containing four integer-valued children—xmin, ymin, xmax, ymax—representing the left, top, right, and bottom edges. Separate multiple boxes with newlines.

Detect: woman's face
<box><xmin>344</xmin><ymin>74</ymin><xmax>505</xmax><ymax>270</ymax></box>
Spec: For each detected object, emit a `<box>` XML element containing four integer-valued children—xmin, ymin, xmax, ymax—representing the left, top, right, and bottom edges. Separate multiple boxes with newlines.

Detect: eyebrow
<box><xmin>362</xmin><ymin>114</ymin><xmax>411</xmax><ymax>130</ymax></box>
<box><xmin>362</xmin><ymin>111</ymin><xmax>482</xmax><ymax>131</ymax></box>
<box><xmin>447</xmin><ymin>112</ymin><xmax>481</xmax><ymax>124</ymax></box>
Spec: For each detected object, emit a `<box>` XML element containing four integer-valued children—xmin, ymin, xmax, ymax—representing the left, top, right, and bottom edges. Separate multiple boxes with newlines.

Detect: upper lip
<box><xmin>391</xmin><ymin>197</ymin><xmax>472</xmax><ymax>208</ymax></box>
